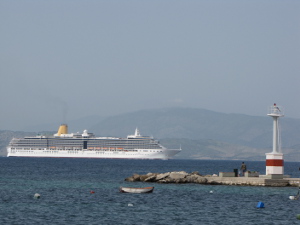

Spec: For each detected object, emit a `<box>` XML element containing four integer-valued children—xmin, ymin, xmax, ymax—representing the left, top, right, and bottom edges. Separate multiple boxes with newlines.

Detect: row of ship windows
<box><xmin>12</xmin><ymin>148</ymin><xmax>139</xmax><ymax>151</ymax></box>
<box><xmin>11</xmin><ymin>146</ymin><xmax>161</xmax><ymax>150</ymax></box>
<box><xmin>15</xmin><ymin>140</ymin><xmax>157</xmax><ymax>144</ymax></box>
<box><xmin>12</xmin><ymin>142</ymin><xmax>159</xmax><ymax>145</ymax></box>
<box><xmin>10</xmin><ymin>148</ymin><xmax>162</xmax><ymax>153</ymax></box>
<box><xmin>10</xmin><ymin>150</ymin><xmax>163</xmax><ymax>154</ymax></box>
<box><xmin>11</xmin><ymin>148</ymin><xmax>139</xmax><ymax>151</ymax></box>
<box><xmin>12</xmin><ymin>146</ymin><xmax>159</xmax><ymax>150</ymax></box>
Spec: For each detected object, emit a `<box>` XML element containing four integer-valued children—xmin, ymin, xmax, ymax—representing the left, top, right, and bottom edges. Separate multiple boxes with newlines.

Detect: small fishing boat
<box><xmin>119</xmin><ymin>186</ymin><xmax>154</xmax><ymax>193</ymax></box>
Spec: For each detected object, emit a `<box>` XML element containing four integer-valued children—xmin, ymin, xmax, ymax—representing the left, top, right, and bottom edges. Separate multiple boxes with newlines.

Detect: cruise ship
<box><xmin>7</xmin><ymin>124</ymin><xmax>181</xmax><ymax>159</ymax></box>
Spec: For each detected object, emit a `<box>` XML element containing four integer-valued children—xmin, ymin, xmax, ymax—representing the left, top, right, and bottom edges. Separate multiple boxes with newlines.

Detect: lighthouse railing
<box><xmin>267</xmin><ymin>105</ymin><xmax>284</xmax><ymax>117</ymax></box>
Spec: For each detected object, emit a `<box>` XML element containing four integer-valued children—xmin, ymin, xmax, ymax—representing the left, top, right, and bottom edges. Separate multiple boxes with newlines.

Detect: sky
<box><xmin>1</xmin><ymin>0</ymin><xmax>299</xmax><ymax>131</ymax></box>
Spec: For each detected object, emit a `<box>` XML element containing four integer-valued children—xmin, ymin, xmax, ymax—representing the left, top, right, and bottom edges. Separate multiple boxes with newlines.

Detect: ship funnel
<box><xmin>55</xmin><ymin>124</ymin><xmax>68</xmax><ymax>136</ymax></box>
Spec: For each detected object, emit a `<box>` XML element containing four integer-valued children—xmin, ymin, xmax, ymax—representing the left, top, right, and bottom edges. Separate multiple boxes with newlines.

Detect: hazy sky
<box><xmin>1</xmin><ymin>0</ymin><xmax>299</xmax><ymax>130</ymax></box>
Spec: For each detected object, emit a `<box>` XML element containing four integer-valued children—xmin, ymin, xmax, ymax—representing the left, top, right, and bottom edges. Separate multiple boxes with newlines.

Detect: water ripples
<box><xmin>0</xmin><ymin>158</ymin><xmax>300</xmax><ymax>224</ymax></box>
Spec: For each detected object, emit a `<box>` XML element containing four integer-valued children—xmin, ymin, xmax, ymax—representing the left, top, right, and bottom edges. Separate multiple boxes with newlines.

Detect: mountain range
<box><xmin>1</xmin><ymin>107</ymin><xmax>300</xmax><ymax>161</ymax></box>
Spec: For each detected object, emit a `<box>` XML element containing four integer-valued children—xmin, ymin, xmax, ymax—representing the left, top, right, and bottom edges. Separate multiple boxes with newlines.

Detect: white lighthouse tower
<box><xmin>265</xmin><ymin>103</ymin><xmax>284</xmax><ymax>178</ymax></box>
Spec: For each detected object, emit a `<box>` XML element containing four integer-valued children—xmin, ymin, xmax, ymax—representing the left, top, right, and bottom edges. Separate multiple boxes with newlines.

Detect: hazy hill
<box><xmin>22</xmin><ymin>115</ymin><xmax>105</xmax><ymax>133</ymax></box>
<box><xmin>1</xmin><ymin>107</ymin><xmax>300</xmax><ymax>161</ymax></box>
<box><xmin>89</xmin><ymin>107</ymin><xmax>300</xmax><ymax>149</ymax></box>
<box><xmin>159</xmin><ymin>138</ymin><xmax>299</xmax><ymax>162</ymax></box>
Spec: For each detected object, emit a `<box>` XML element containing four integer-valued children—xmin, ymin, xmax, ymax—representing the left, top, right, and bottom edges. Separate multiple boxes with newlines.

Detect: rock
<box><xmin>144</xmin><ymin>175</ymin><xmax>157</xmax><ymax>182</ymax></box>
<box><xmin>158</xmin><ymin>177</ymin><xmax>174</xmax><ymax>183</ymax></box>
<box><xmin>125</xmin><ymin>171</ymin><xmax>209</xmax><ymax>184</ymax></box>
<box><xmin>124</xmin><ymin>176</ymin><xmax>134</xmax><ymax>182</ymax></box>
<box><xmin>157</xmin><ymin>179</ymin><xmax>167</xmax><ymax>183</ymax></box>
<box><xmin>191</xmin><ymin>171</ymin><xmax>201</xmax><ymax>176</ymax></box>
<box><xmin>166</xmin><ymin>177</ymin><xmax>177</xmax><ymax>183</ymax></box>
<box><xmin>175</xmin><ymin>178</ymin><xmax>187</xmax><ymax>183</ymax></box>
<box><xmin>209</xmin><ymin>180</ymin><xmax>221</xmax><ymax>185</ymax></box>
<box><xmin>133</xmin><ymin>174</ymin><xmax>142</xmax><ymax>180</ymax></box>
<box><xmin>140</xmin><ymin>175</ymin><xmax>150</xmax><ymax>181</ymax></box>
<box><xmin>196</xmin><ymin>177</ymin><xmax>207</xmax><ymax>184</ymax></box>
<box><xmin>125</xmin><ymin>173</ymin><xmax>141</xmax><ymax>182</ymax></box>
<box><xmin>169</xmin><ymin>171</ymin><xmax>188</xmax><ymax>180</ymax></box>
<box><xmin>186</xmin><ymin>174</ymin><xmax>201</xmax><ymax>183</ymax></box>
<box><xmin>155</xmin><ymin>172</ymin><xmax>170</xmax><ymax>181</ymax></box>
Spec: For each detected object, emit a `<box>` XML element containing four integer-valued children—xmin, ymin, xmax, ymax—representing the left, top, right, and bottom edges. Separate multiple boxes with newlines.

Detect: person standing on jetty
<box><xmin>240</xmin><ymin>162</ymin><xmax>247</xmax><ymax>176</ymax></box>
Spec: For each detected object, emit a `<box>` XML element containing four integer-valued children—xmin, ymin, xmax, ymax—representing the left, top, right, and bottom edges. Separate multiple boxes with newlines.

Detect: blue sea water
<box><xmin>0</xmin><ymin>158</ymin><xmax>300</xmax><ymax>224</ymax></box>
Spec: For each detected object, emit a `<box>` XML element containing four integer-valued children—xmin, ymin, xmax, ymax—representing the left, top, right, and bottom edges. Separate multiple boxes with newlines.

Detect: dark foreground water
<box><xmin>0</xmin><ymin>158</ymin><xmax>300</xmax><ymax>224</ymax></box>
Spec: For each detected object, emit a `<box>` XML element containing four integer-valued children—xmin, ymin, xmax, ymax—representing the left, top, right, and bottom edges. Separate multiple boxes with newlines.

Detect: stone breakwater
<box><xmin>125</xmin><ymin>171</ymin><xmax>210</xmax><ymax>184</ymax></box>
<box><xmin>125</xmin><ymin>171</ymin><xmax>300</xmax><ymax>187</ymax></box>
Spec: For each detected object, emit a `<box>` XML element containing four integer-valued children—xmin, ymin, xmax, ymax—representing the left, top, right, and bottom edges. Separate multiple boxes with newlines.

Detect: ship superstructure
<box><xmin>7</xmin><ymin>124</ymin><xmax>181</xmax><ymax>159</ymax></box>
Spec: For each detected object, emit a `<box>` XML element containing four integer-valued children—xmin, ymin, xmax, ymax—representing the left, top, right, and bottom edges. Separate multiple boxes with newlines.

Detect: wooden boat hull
<box><xmin>119</xmin><ymin>186</ymin><xmax>154</xmax><ymax>193</ymax></box>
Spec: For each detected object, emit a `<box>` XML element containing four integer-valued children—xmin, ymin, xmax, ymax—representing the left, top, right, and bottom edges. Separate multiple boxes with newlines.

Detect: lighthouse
<box><xmin>265</xmin><ymin>103</ymin><xmax>284</xmax><ymax>178</ymax></box>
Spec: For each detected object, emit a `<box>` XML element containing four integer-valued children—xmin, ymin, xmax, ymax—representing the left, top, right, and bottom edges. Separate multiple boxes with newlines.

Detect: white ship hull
<box><xmin>7</xmin><ymin>148</ymin><xmax>180</xmax><ymax>160</ymax></box>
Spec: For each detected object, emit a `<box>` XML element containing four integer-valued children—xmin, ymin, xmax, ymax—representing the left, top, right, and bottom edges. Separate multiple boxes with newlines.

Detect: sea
<box><xmin>0</xmin><ymin>158</ymin><xmax>300</xmax><ymax>225</ymax></box>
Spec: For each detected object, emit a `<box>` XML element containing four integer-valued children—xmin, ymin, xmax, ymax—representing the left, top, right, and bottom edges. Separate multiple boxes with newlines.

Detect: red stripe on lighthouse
<box><xmin>266</xmin><ymin>159</ymin><xmax>284</xmax><ymax>166</ymax></box>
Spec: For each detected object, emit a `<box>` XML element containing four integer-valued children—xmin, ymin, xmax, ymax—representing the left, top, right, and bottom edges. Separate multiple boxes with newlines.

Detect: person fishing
<box><xmin>240</xmin><ymin>162</ymin><xmax>247</xmax><ymax>176</ymax></box>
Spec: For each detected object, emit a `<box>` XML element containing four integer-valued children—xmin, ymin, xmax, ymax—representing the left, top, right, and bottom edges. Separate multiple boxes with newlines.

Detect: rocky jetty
<box><xmin>125</xmin><ymin>171</ymin><xmax>217</xmax><ymax>184</ymax></box>
<box><xmin>125</xmin><ymin>171</ymin><xmax>300</xmax><ymax>187</ymax></box>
